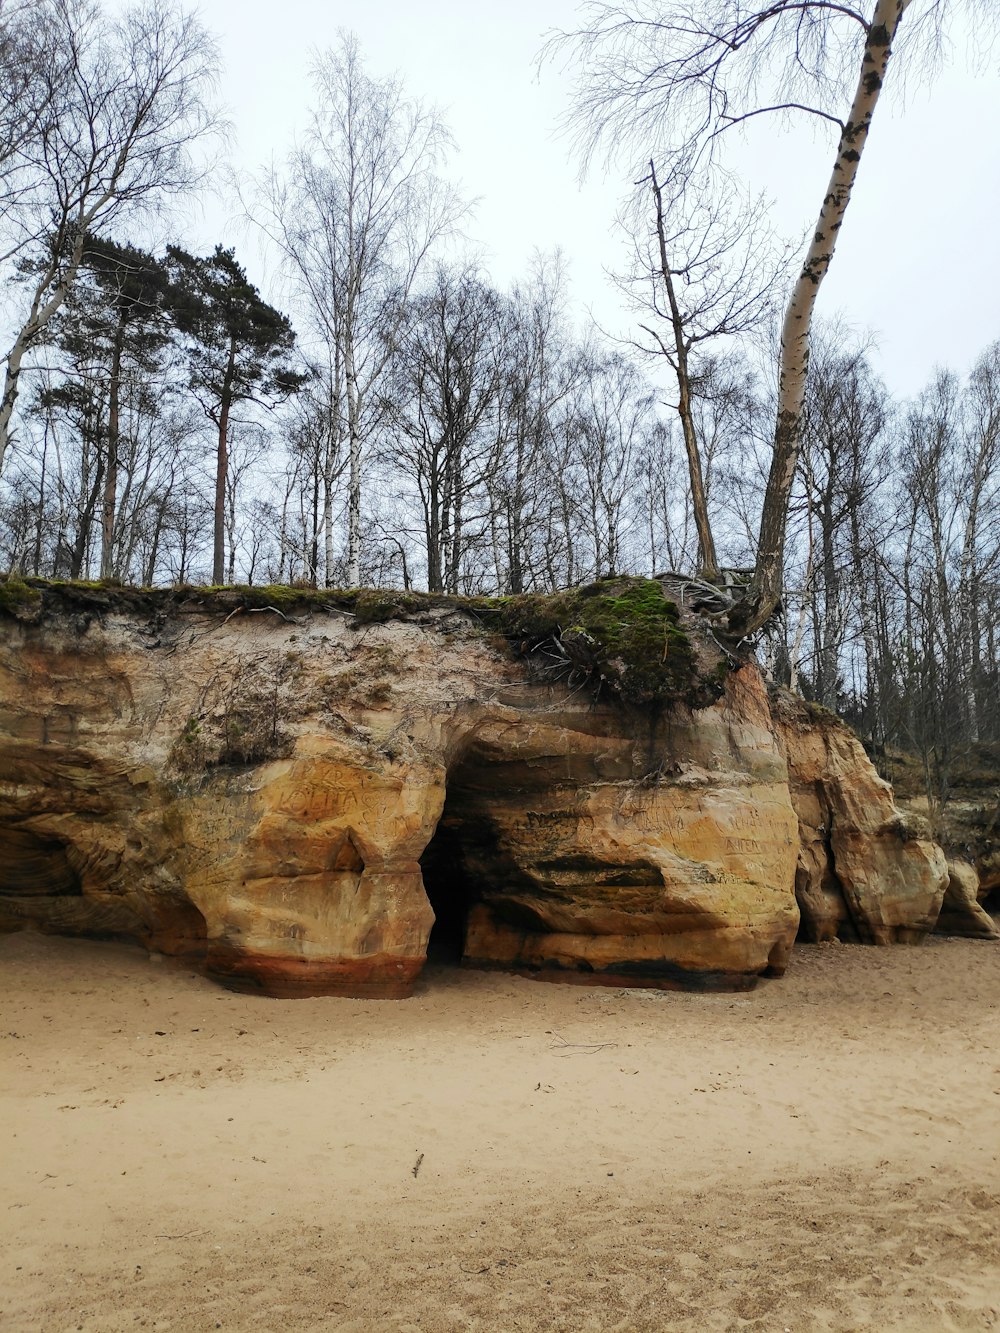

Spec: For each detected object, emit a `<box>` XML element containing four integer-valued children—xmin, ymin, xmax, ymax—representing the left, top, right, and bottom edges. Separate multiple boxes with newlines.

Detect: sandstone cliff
<box><xmin>0</xmin><ymin>577</ymin><xmax>964</xmax><ymax>997</ymax></box>
<box><xmin>769</xmin><ymin>692</ymin><xmax>950</xmax><ymax>944</ymax></box>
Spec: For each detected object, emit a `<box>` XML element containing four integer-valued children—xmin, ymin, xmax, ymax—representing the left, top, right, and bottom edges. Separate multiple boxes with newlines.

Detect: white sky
<box><xmin>180</xmin><ymin>0</ymin><xmax>1000</xmax><ymax>400</ymax></box>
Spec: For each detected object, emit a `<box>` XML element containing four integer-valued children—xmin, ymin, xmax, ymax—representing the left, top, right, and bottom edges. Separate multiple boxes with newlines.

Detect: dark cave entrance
<box><xmin>417</xmin><ymin>739</ymin><xmax>544</xmax><ymax>973</ymax></box>
<box><xmin>419</xmin><ymin>812</ymin><xmax>478</xmax><ymax>964</ymax></box>
<box><xmin>0</xmin><ymin>827</ymin><xmax>81</xmax><ymax>898</ymax></box>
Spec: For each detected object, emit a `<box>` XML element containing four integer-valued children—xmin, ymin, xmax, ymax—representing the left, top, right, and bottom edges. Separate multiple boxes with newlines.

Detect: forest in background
<box><xmin>0</xmin><ymin>1</ymin><xmax>997</xmax><ymax>818</ymax></box>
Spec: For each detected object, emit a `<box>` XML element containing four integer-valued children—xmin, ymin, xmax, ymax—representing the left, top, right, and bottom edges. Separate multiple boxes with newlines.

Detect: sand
<box><xmin>1</xmin><ymin>932</ymin><xmax>999</xmax><ymax>1333</ymax></box>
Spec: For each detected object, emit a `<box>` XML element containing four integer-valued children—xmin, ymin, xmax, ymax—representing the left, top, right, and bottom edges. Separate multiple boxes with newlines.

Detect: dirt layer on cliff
<box><xmin>2</xmin><ymin>932</ymin><xmax>998</xmax><ymax>1332</ymax></box>
<box><xmin>0</xmin><ymin>572</ymin><xmax>727</xmax><ymax>709</ymax></box>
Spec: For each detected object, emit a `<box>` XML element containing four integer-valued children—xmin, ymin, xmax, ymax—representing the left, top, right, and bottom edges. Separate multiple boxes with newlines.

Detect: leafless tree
<box><xmin>557</xmin><ymin>349</ymin><xmax>652</xmax><ymax>581</ymax></box>
<box><xmin>544</xmin><ymin>0</ymin><xmax>995</xmax><ymax>635</ymax></box>
<box><xmin>893</xmin><ymin>351</ymin><xmax>1000</xmax><ymax>808</ymax></box>
<box><xmin>488</xmin><ymin>251</ymin><xmax>581</xmax><ymax>593</ymax></box>
<box><xmin>785</xmin><ymin>327</ymin><xmax>891</xmax><ymax>706</ymax></box>
<box><xmin>382</xmin><ymin>263</ymin><xmax>504</xmax><ymax>593</ymax></box>
<box><xmin>0</xmin><ymin>1</ymin><xmax>65</xmax><ymax>217</ymax></box>
<box><xmin>253</xmin><ymin>31</ymin><xmax>465</xmax><ymax>586</ymax></box>
<box><xmin>616</xmin><ymin>163</ymin><xmax>786</xmax><ymax>578</ymax></box>
<box><xmin>0</xmin><ymin>0</ymin><xmax>219</xmax><ymax>477</ymax></box>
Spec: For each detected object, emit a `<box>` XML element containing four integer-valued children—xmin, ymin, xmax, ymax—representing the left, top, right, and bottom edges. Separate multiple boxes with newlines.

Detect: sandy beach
<box><xmin>2</xmin><ymin>932</ymin><xmax>999</xmax><ymax>1332</ymax></box>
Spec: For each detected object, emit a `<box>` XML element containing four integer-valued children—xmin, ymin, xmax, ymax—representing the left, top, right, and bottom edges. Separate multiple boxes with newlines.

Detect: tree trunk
<box><xmin>145</xmin><ymin>496</ymin><xmax>168</xmax><ymax>586</ymax></box>
<box><xmin>322</xmin><ymin>354</ymin><xmax>344</xmax><ymax>586</ymax></box>
<box><xmin>426</xmin><ymin>463</ymin><xmax>443</xmax><ymax>594</ymax></box>
<box><xmin>344</xmin><ymin>337</ymin><xmax>362</xmax><ymax>587</ymax></box>
<box><xmin>848</xmin><ymin>501</ymin><xmax>879</xmax><ymax>743</ymax></box>
<box><xmin>0</xmin><ymin>335</ymin><xmax>31</xmax><ymax>478</ymax></box>
<box><xmin>100</xmin><ymin>323</ymin><xmax>126</xmax><ymax>580</ymax></box>
<box><xmin>788</xmin><ymin>511</ymin><xmax>814</xmax><ymax>696</ymax></box>
<box><xmin>0</xmin><ymin>215</ymin><xmax>100</xmax><ymax>476</ymax></box>
<box><xmin>817</xmin><ymin>485</ymin><xmax>841</xmax><ymax>709</ymax></box>
<box><xmin>70</xmin><ymin>455</ymin><xmax>105</xmax><ymax>579</ymax></box>
<box><xmin>33</xmin><ymin>430</ymin><xmax>49</xmax><ymax>576</ymax></box>
<box><xmin>731</xmin><ymin>0</ymin><xmax>911</xmax><ymax>636</ymax></box>
<box><xmin>649</xmin><ymin>161</ymin><xmax>719</xmax><ymax>580</ymax></box>
<box><xmin>213</xmin><ymin>344</ymin><xmax>236</xmax><ymax>585</ymax></box>
<box><xmin>309</xmin><ymin>447</ymin><xmax>320</xmax><ymax>587</ymax></box>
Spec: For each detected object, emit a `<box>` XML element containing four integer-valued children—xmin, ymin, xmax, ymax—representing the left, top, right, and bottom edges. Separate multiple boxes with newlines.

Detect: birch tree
<box><xmin>793</xmin><ymin>329</ymin><xmax>891</xmax><ymax>708</ymax></box>
<box><xmin>490</xmin><ymin>252</ymin><xmax>579</xmax><ymax>593</ymax></box>
<box><xmin>383</xmin><ymin>264</ymin><xmax>504</xmax><ymax>593</ymax></box>
<box><xmin>546</xmin><ymin>0</ymin><xmax>994</xmax><ymax>634</ymax></box>
<box><xmin>254</xmin><ymin>32</ymin><xmax>464</xmax><ymax>586</ymax></box>
<box><xmin>0</xmin><ymin>0</ymin><xmax>219</xmax><ymax>477</ymax></box>
<box><xmin>0</xmin><ymin>1</ymin><xmax>63</xmax><ymax>218</ymax></box>
<box><xmin>617</xmin><ymin>163</ymin><xmax>786</xmax><ymax>578</ymax></box>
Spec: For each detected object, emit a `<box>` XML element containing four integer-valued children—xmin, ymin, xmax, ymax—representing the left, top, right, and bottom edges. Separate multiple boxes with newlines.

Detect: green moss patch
<box><xmin>469</xmin><ymin>577</ymin><xmax>713</xmax><ymax>708</ymax></box>
<box><xmin>0</xmin><ymin>574</ymin><xmax>42</xmax><ymax>615</ymax></box>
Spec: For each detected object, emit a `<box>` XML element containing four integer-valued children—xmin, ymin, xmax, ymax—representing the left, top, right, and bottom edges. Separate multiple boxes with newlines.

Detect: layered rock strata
<box><xmin>0</xmin><ymin>581</ymin><xmax>959</xmax><ymax>997</ymax></box>
<box><xmin>771</xmin><ymin>693</ymin><xmax>949</xmax><ymax>944</ymax></box>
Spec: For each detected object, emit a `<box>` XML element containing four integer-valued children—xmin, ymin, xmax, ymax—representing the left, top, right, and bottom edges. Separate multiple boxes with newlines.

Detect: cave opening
<box><xmin>0</xmin><ymin>827</ymin><xmax>81</xmax><ymax>898</ymax></box>
<box><xmin>418</xmin><ymin>743</ymin><xmax>542</xmax><ymax>972</ymax></box>
<box><xmin>419</xmin><ymin>812</ymin><xmax>479</xmax><ymax>964</ymax></box>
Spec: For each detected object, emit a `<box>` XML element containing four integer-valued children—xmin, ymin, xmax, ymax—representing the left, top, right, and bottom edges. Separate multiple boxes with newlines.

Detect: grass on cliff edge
<box><xmin>466</xmin><ymin>578</ymin><xmax>712</xmax><ymax>707</ymax></box>
<box><xmin>0</xmin><ymin>573</ymin><xmax>722</xmax><ymax>709</ymax></box>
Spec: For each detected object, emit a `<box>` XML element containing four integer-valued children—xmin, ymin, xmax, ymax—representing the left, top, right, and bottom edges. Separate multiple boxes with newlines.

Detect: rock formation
<box><xmin>935</xmin><ymin>859</ymin><xmax>1000</xmax><ymax>940</ymax></box>
<box><xmin>770</xmin><ymin>691</ymin><xmax>949</xmax><ymax>944</ymax></box>
<box><xmin>0</xmin><ymin>577</ymin><xmax>967</xmax><ymax>998</ymax></box>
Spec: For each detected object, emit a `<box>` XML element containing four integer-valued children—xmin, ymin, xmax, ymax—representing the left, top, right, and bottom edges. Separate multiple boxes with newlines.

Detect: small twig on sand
<box><xmin>549</xmin><ymin>1031</ymin><xmax>618</xmax><ymax>1056</ymax></box>
<box><xmin>155</xmin><ymin>1229</ymin><xmax>206</xmax><ymax>1240</ymax></box>
<box><xmin>412</xmin><ymin>1152</ymin><xmax>424</xmax><ymax>1179</ymax></box>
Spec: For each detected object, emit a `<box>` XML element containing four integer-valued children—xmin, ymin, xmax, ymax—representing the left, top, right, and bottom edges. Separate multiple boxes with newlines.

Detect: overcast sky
<box><xmin>181</xmin><ymin>0</ymin><xmax>1000</xmax><ymax>400</ymax></box>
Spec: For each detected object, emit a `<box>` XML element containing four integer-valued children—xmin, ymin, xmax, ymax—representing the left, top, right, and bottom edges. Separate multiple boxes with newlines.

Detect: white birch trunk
<box><xmin>0</xmin><ymin>262</ymin><xmax>81</xmax><ymax>473</ymax></box>
<box><xmin>788</xmin><ymin>515</ymin><xmax>815</xmax><ymax>697</ymax></box>
<box><xmin>321</xmin><ymin>349</ymin><xmax>343</xmax><ymax>585</ymax></box>
<box><xmin>322</xmin><ymin>464</ymin><xmax>335</xmax><ymax>585</ymax></box>
<box><xmin>344</xmin><ymin>336</ymin><xmax>361</xmax><ymax>587</ymax></box>
<box><xmin>735</xmin><ymin>0</ymin><xmax>912</xmax><ymax>636</ymax></box>
<box><xmin>0</xmin><ymin>180</ymin><xmax>115</xmax><ymax>476</ymax></box>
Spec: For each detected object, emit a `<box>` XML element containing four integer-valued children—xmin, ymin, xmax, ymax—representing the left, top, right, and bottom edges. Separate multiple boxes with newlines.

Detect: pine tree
<box><xmin>80</xmin><ymin>237</ymin><xmax>173</xmax><ymax>578</ymax></box>
<box><xmin>165</xmin><ymin>245</ymin><xmax>307</xmax><ymax>584</ymax></box>
<box><xmin>34</xmin><ymin>235</ymin><xmax>173</xmax><ymax>578</ymax></box>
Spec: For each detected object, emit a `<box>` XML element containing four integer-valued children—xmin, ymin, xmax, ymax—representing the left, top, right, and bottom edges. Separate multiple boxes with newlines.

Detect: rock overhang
<box><xmin>0</xmin><ymin>575</ymin><xmax>959</xmax><ymax>996</ymax></box>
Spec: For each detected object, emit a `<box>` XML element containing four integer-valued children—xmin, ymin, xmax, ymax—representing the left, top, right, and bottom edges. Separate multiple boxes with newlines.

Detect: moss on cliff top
<box><xmin>0</xmin><ymin>573</ymin><xmax>42</xmax><ymax>613</ymax></box>
<box><xmin>466</xmin><ymin>578</ymin><xmax>712</xmax><ymax>707</ymax></box>
<box><xmin>0</xmin><ymin>573</ymin><xmax>723</xmax><ymax>709</ymax></box>
<box><xmin>0</xmin><ymin>574</ymin><xmax>439</xmax><ymax>622</ymax></box>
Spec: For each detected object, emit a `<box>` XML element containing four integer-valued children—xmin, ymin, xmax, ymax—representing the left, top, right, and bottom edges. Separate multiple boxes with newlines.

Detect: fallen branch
<box><xmin>549</xmin><ymin>1031</ymin><xmax>618</xmax><ymax>1056</ymax></box>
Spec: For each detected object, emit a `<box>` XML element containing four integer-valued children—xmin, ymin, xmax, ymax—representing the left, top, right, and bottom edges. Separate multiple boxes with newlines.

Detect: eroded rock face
<box><xmin>897</xmin><ymin>789</ymin><xmax>1000</xmax><ymax>930</ymax></box>
<box><xmin>456</xmin><ymin>668</ymin><xmax>799</xmax><ymax>988</ymax></box>
<box><xmin>0</xmin><ymin>585</ymin><xmax>957</xmax><ymax>996</ymax></box>
<box><xmin>772</xmin><ymin>693</ymin><xmax>949</xmax><ymax>944</ymax></box>
<box><xmin>935</xmin><ymin>860</ymin><xmax>1000</xmax><ymax>940</ymax></box>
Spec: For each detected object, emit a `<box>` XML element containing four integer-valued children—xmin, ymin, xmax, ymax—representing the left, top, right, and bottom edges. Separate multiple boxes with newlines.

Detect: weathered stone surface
<box><xmin>455</xmin><ymin>668</ymin><xmax>799</xmax><ymax>987</ymax></box>
<box><xmin>935</xmin><ymin>859</ymin><xmax>1000</xmax><ymax>940</ymax></box>
<box><xmin>981</xmin><ymin>853</ymin><xmax>1000</xmax><ymax>904</ymax></box>
<box><xmin>772</xmin><ymin>693</ymin><xmax>949</xmax><ymax>944</ymax></box>
<box><xmin>0</xmin><ymin>584</ymin><xmax>960</xmax><ymax>996</ymax></box>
